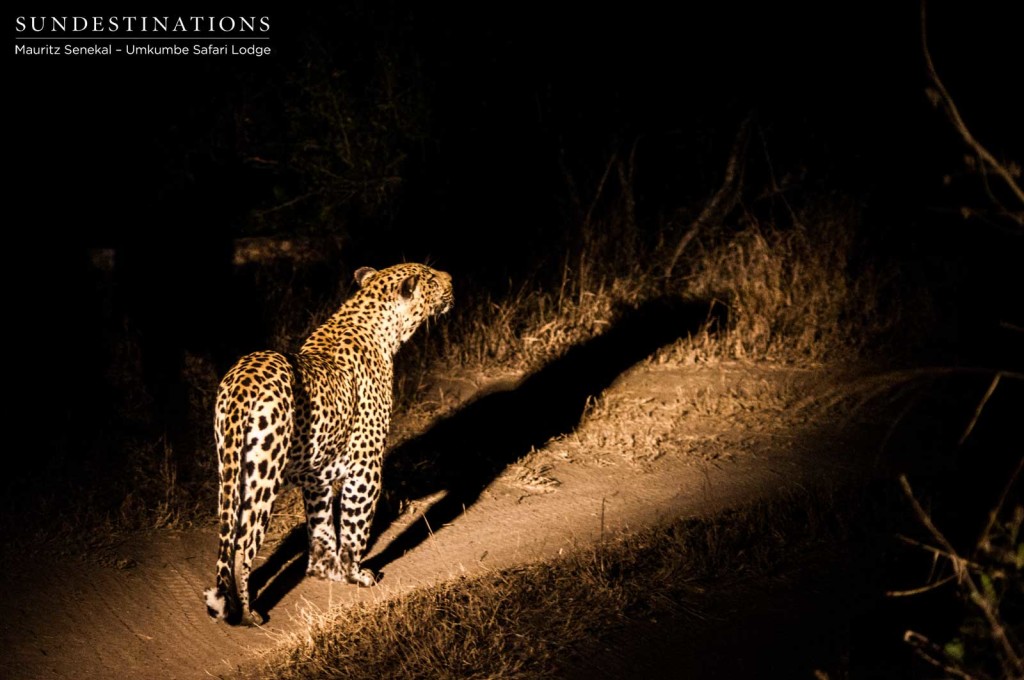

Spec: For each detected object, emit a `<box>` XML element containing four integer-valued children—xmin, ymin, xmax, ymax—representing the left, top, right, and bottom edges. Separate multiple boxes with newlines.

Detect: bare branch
<box><xmin>664</xmin><ymin>114</ymin><xmax>752</xmax><ymax>278</ymax></box>
<box><xmin>921</xmin><ymin>2</ymin><xmax>1024</xmax><ymax>213</ymax></box>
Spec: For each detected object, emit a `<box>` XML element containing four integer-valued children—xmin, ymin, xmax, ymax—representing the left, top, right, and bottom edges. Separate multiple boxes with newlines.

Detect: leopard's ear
<box><xmin>354</xmin><ymin>267</ymin><xmax>378</xmax><ymax>287</ymax></box>
<box><xmin>400</xmin><ymin>274</ymin><xmax>419</xmax><ymax>299</ymax></box>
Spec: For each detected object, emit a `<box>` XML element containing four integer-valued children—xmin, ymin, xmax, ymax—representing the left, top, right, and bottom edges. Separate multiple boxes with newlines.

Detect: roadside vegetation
<box><xmin>256</xmin><ymin>484</ymin><xmax>893</xmax><ymax>679</ymax></box>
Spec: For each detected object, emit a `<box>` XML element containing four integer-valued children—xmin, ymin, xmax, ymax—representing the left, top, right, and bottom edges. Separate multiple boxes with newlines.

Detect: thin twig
<box><xmin>895</xmin><ymin>534</ymin><xmax>986</xmax><ymax>573</ymax></box>
<box><xmin>664</xmin><ymin>114</ymin><xmax>752</xmax><ymax>277</ymax></box>
<box><xmin>886</xmin><ymin>575</ymin><xmax>955</xmax><ymax>598</ymax></box>
<box><xmin>877</xmin><ymin>386</ymin><xmax>927</xmax><ymax>466</ymax></box>
<box><xmin>617</xmin><ymin>139</ymin><xmax>640</xmax><ymax>231</ymax></box>
<box><xmin>584</xmin><ymin>154</ymin><xmax>618</xmax><ymax>232</ymax></box>
<box><xmin>959</xmin><ymin>372</ymin><xmax>1002</xmax><ymax>445</ymax></box>
<box><xmin>899</xmin><ymin>481</ymin><xmax>971</xmax><ymax>581</ymax></box>
<box><xmin>921</xmin><ymin>2</ymin><xmax>1024</xmax><ymax>208</ymax></box>
<box><xmin>979</xmin><ymin>456</ymin><xmax>1024</xmax><ymax>551</ymax></box>
<box><xmin>755</xmin><ymin>121</ymin><xmax>802</xmax><ymax>228</ymax></box>
<box><xmin>255</xmin><ymin>191</ymin><xmax>319</xmax><ymax>216</ymax></box>
<box><xmin>903</xmin><ymin>630</ymin><xmax>977</xmax><ymax>680</ymax></box>
<box><xmin>795</xmin><ymin>367</ymin><xmax>1024</xmax><ymax>418</ymax></box>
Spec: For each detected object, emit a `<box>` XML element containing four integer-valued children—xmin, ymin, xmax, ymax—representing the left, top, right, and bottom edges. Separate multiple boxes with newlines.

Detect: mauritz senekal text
<box><xmin>15</xmin><ymin>44</ymin><xmax>112</xmax><ymax>55</ymax></box>
<box><xmin>14</xmin><ymin>43</ymin><xmax>272</xmax><ymax>57</ymax></box>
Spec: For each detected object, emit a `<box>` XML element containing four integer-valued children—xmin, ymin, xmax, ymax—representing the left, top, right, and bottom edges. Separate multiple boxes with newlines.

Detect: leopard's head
<box><xmin>354</xmin><ymin>263</ymin><xmax>454</xmax><ymax>346</ymax></box>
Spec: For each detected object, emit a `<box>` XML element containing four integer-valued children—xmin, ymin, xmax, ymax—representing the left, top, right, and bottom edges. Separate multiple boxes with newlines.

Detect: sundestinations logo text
<box><xmin>13</xmin><ymin>16</ymin><xmax>273</xmax><ymax>58</ymax></box>
<box><xmin>15</xmin><ymin>16</ymin><xmax>270</xmax><ymax>34</ymax></box>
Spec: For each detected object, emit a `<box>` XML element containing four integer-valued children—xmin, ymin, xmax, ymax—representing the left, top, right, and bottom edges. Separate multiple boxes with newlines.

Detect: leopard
<box><xmin>204</xmin><ymin>263</ymin><xmax>453</xmax><ymax>625</ymax></box>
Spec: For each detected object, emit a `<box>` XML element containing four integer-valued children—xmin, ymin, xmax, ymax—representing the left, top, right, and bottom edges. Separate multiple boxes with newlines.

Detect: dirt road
<box><xmin>1</xmin><ymin>363</ymin><xmax>876</xmax><ymax>679</ymax></box>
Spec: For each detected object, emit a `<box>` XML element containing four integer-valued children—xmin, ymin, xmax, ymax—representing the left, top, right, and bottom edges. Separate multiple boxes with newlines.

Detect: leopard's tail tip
<box><xmin>206</xmin><ymin>585</ymin><xmax>251</xmax><ymax>625</ymax></box>
<box><xmin>205</xmin><ymin>587</ymin><xmax>231</xmax><ymax>622</ymax></box>
<box><xmin>204</xmin><ymin>585</ymin><xmax>227</xmax><ymax>618</ymax></box>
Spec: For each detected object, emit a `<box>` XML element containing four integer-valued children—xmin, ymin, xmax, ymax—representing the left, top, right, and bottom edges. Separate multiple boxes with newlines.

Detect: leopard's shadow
<box><xmin>250</xmin><ymin>527</ymin><xmax>308</xmax><ymax>621</ymax></box>
<box><xmin>251</xmin><ymin>296</ymin><xmax>723</xmax><ymax>619</ymax></box>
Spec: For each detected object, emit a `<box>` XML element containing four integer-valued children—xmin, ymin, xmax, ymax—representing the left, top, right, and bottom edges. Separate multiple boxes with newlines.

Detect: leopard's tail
<box><xmin>204</xmin><ymin>360</ymin><xmax>257</xmax><ymax>625</ymax></box>
<box><xmin>205</xmin><ymin>352</ymin><xmax>294</xmax><ymax>625</ymax></box>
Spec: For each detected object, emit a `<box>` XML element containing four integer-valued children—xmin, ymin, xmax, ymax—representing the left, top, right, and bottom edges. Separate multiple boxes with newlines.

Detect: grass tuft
<box><xmin>686</xmin><ymin>206</ymin><xmax>898</xmax><ymax>362</ymax></box>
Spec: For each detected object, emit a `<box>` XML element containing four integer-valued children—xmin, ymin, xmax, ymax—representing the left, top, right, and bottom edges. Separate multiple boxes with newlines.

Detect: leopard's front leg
<box><xmin>338</xmin><ymin>459</ymin><xmax>382</xmax><ymax>586</ymax></box>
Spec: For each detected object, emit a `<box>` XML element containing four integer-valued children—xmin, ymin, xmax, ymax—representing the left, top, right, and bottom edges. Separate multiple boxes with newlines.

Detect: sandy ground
<box><xmin>0</xmin><ymin>362</ymin><xmax>880</xmax><ymax>679</ymax></box>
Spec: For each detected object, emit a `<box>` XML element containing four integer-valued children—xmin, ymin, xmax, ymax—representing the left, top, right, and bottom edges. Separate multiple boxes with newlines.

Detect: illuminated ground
<box><xmin>1</xmin><ymin>362</ymin><xmax>883</xmax><ymax>679</ymax></box>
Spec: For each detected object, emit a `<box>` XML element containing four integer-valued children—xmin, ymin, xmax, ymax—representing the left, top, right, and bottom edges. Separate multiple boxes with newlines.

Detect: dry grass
<box><xmin>255</xmin><ymin>485</ymin><xmax>873</xmax><ymax>680</ymax></box>
<box><xmin>436</xmin><ymin>267</ymin><xmax>654</xmax><ymax>374</ymax></box>
<box><xmin>685</xmin><ymin>206</ymin><xmax>898</xmax><ymax>362</ymax></box>
<box><xmin>391</xmin><ymin>195</ymin><xmax>893</xmax><ymax>424</ymax></box>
